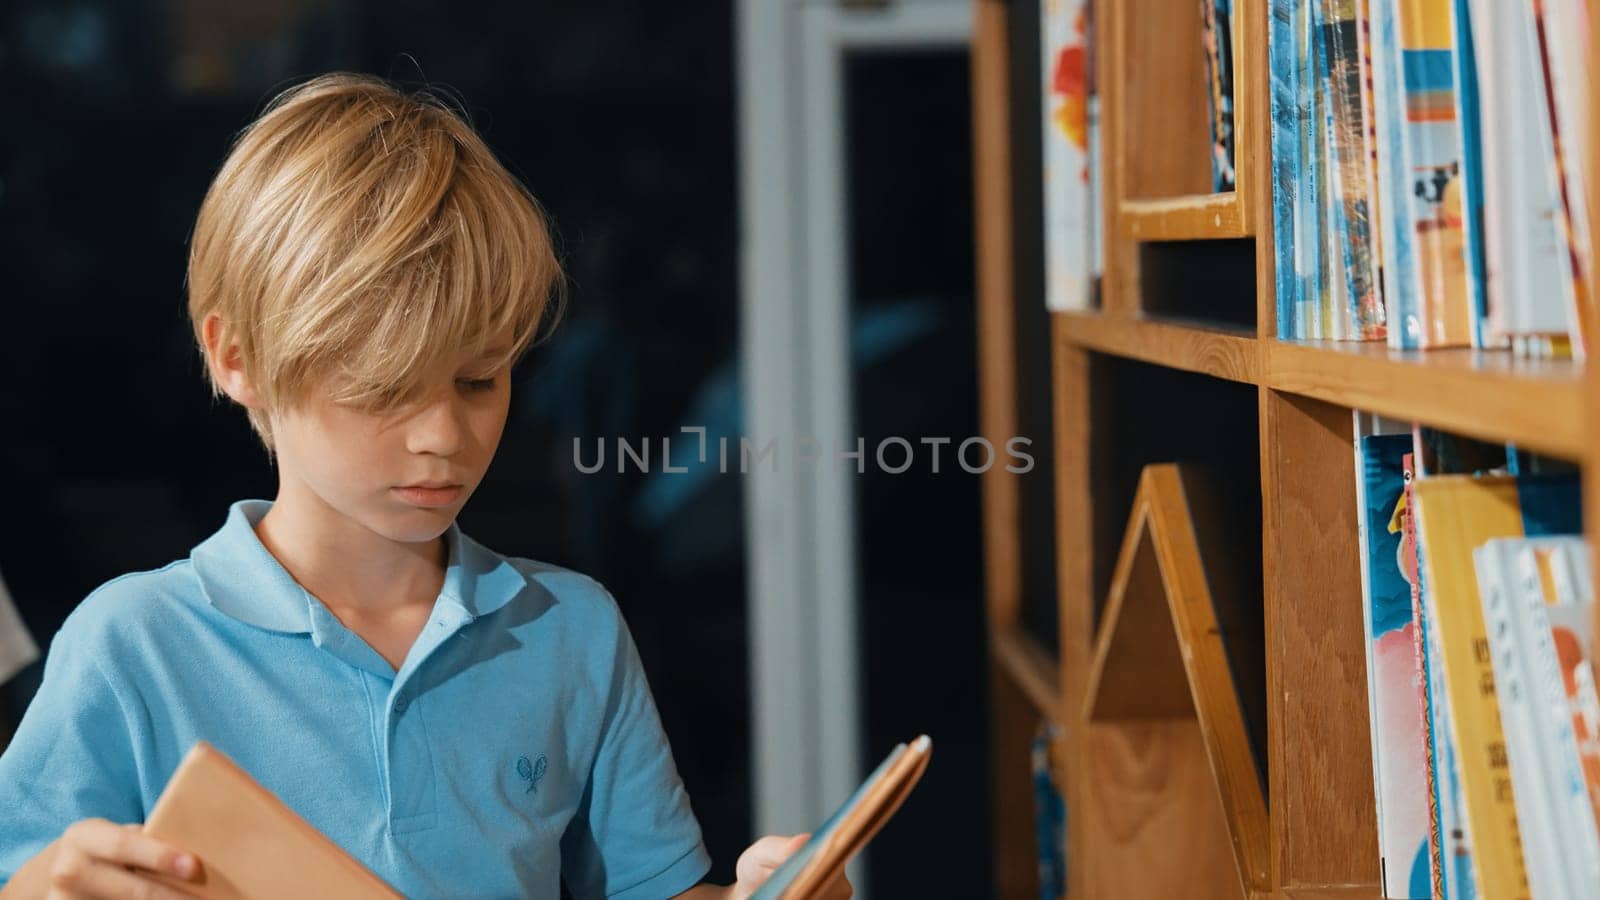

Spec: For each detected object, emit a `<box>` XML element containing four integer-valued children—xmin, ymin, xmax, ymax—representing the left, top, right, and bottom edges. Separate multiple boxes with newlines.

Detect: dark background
<box><xmin>0</xmin><ymin>0</ymin><xmax>999</xmax><ymax>894</ymax></box>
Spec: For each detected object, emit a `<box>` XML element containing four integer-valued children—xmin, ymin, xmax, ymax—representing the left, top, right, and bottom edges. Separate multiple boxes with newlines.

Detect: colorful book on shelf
<box><xmin>1041</xmin><ymin>0</ymin><xmax>1096</xmax><ymax>312</ymax></box>
<box><xmin>141</xmin><ymin>742</ymin><xmax>403</xmax><ymax>899</ymax></box>
<box><xmin>1411</xmin><ymin>471</ymin><xmax>1582</xmax><ymax>899</ymax></box>
<box><xmin>1394</xmin><ymin>0</ymin><xmax>1474</xmax><ymax>348</ymax></box>
<box><xmin>1303</xmin><ymin>0</ymin><xmax>1325</xmax><ymax>338</ymax></box>
<box><xmin>1320</xmin><ymin>0</ymin><xmax>1385</xmax><ymax>340</ymax></box>
<box><xmin>1031</xmin><ymin>722</ymin><xmax>1067</xmax><ymax>900</ymax></box>
<box><xmin>1356</xmin><ymin>0</ymin><xmax>1388</xmax><ymax>329</ymax></box>
<box><xmin>751</xmin><ymin>736</ymin><xmax>932</xmax><ymax>900</ymax></box>
<box><xmin>1355</xmin><ymin>425</ymin><xmax>1431</xmax><ymax>898</ymax></box>
<box><xmin>1269</xmin><ymin>0</ymin><xmax>1306</xmax><ymax>339</ymax></box>
<box><xmin>1369</xmin><ymin>0</ymin><xmax>1423</xmax><ymax>348</ymax></box>
<box><xmin>1448</xmin><ymin>0</ymin><xmax>1486</xmax><ymax>348</ymax></box>
<box><xmin>1400</xmin><ymin>453</ymin><xmax>1449</xmax><ymax>897</ymax></box>
<box><xmin>1316</xmin><ymin>22</ymin><xmax>1344</xmax><ymax>341</ymax></box>
<box><xmin>1467</xmin><ymin>0</ymin><xmax>1575</xmax><ymax>357</ymax></box>
<box><xmin>1201</xmin><ymin>0</ymin><xmax>1237</xmax><ymax>192</ymax></box>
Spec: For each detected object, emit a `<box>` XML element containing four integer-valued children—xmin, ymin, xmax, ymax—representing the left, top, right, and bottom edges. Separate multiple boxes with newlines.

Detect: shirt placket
<box><xmin>308</xmin><ymin>597</ymin><xmax>474</xmax><ymax>834</ymax></box>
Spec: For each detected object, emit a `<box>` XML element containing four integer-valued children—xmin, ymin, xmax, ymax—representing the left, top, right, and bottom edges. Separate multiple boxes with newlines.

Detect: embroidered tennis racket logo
<box><xmin>516</xmin><ymin>754</ymin><xmax>547</xmax><ymax>795</ymax></box>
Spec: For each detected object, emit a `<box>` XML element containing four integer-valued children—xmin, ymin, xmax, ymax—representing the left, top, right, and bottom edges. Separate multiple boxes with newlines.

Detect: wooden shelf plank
<box><xmin>1056</xmin><ymin>312</ymin><xmax>1260</xmax><ymax>383</ymax></box>
<box><xmin>1275</xmin><ymin>887</ymin><xmax>1381</xmax><ymax>900</ymax></box>
<box><xmin>989</xmin><ymin>625</ymin><xmax>1062</xmax><ymax>723</ymax></box>
<box><xmin>1121</xmin><ymin>192</ymin><xmax>1249</xmax><ymax>241</ymax></box>
<box><xmin>1054</xmin><ymin>312</ymin><xmax>1585</xmax><ymax>457</ymax></box>
<box><xmin>1266</xmin><ymin>340</ymin><xmax>1585</xmax><ymax>458</ymax></box>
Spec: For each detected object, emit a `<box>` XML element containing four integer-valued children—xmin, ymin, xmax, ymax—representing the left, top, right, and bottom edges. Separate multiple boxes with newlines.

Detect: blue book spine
<box><xmin>1270</xmin><ymin>0</ymin><xmax>1303</xmax><ymax>339</ymax></box>
<box><xmin>1371</xmin><ymin>0</ymin><xmax>1421</xmax><ymax>349</ymax></box>
<box><xmin>1450</xmin><ymin>0</ymin><xmax>1487</xmax><ymax>347</ymax></box>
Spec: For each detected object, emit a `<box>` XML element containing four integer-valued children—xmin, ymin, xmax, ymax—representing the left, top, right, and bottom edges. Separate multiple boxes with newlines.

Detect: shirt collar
<box><xmin>190</xmin><ymin>499</ymin><xmax>529</xmax><ymax>634</ymax></box>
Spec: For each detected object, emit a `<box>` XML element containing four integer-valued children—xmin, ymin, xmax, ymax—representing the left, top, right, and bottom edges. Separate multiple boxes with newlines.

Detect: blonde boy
<box><xmin>0</xmin><ymin>72</ymin><xmax>845</xmax><ymax>900</ymax></box>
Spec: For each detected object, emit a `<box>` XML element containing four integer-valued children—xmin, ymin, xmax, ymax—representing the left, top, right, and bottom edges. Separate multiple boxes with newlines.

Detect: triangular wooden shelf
<box><xmin>1083</xmin><ymin>464</ymin><xmax>1270</xmax><ymax>897</ymax></box>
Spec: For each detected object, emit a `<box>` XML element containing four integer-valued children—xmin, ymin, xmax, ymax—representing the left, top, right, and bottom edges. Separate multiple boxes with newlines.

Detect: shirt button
<box><xmin>394</xmin><ymin>698</ymin><xmax>408</xmax><ymax>714</ymax></box>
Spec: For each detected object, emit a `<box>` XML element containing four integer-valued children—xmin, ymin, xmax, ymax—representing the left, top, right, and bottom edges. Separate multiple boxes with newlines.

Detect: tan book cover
<box><xmin>142</xmin><ymin>741</ymin><xmax>403</xmax><ymax>899</ymax></box>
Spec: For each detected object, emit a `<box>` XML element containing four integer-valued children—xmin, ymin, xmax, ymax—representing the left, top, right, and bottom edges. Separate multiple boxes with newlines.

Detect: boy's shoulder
<box><xmin>489</xmin><ymin>550</ymin><xmax>628</xmax><ymax>630</ymax></box>
<box><xmin>53</xmin><ymin>558</ymin><xmax>202</xmax><ymax>653</ymax></box>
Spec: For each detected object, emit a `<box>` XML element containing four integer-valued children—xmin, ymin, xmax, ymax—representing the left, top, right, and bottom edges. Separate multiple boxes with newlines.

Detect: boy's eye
<box><xmin>457</xmin><ymin>377</ymin><xmax>497</xmax><ymax>392</ymax></box>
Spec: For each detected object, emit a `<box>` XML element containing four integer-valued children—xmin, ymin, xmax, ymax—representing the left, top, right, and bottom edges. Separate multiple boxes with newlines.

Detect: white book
<box><xmin>1476</xmin><ymin>539</ymin><xmax>1569</xmax><ymax>899</ymax></box>
<box><xmin>1523</xmin><ymin>541</ymin><xmax>1600</xmax><ymax>889</ymax></box>
<box><xmin>1471</xmin><ymin>0</ymin><xmax>1574</xmax><ymax>352</ymax></box>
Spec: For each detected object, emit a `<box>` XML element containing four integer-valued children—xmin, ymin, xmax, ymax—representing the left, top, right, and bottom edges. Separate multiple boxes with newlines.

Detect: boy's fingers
<box><xmin>66</xmin><ymin>820</ymin><xmax>198</xmax><ymax>879</ymax></box>
<box><xmin>737</xmin><ymin>833</ymin><xmax>812</xmax><ymax>883</ymax></box>
<box><xmin>51</xmin><ymin>855</ymin><xmax>199</xmax><ymax>899</ymax></box>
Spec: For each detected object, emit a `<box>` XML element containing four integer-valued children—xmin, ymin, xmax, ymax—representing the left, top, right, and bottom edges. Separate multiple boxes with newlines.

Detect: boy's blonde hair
<box><xmin>186</xmin><ymin>72</ymin><xmax>564</xmax><ymax>453</ymax></box>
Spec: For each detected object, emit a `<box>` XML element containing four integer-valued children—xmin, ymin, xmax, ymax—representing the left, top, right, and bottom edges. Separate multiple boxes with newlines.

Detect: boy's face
<box><xmin>268</xmin><ymin>340</ymin><xmax>513</xmax><ymax>544</ymax></box>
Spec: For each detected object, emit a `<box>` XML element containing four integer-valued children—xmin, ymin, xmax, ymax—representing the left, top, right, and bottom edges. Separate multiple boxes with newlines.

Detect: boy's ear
<box><xmin>201</xmin><ymin>312</ymin><xmax>262</xmax><ymax>409</ymax></box>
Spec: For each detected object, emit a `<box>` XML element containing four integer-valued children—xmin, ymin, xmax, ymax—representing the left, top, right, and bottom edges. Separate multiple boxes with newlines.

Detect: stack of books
<box><xmin>1271</xmin><ymin>0</ymin><xmax>1590</xmax><ymax>357</ymax></box>
<box><xmin>1353</xmin><ymin>416</ymin><xmax>1597</xmax><ymax>898</ymax></box>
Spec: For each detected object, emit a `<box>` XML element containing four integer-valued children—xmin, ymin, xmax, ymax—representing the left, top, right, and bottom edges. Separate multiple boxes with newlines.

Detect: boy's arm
<box><xmin>558</xmin><ymin>586</ymin><xmax>713</xmax><ymax>899</ymax></box>
<box><xmin>0</xmin><ymin>617</ymin><xmax>151</xmax><ymax>889</ymax></box>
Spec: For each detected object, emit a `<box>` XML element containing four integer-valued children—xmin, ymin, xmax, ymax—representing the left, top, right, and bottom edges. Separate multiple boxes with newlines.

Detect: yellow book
<box><xmin>1412</xmin><ymin>476</ymin><xmax>1531</xmax><ymax>900</ymax></box>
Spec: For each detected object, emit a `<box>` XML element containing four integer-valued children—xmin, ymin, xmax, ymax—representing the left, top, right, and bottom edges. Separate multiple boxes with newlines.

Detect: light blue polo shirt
<box><xmin>0</xmin><ymin>498</ymin><xmax>712</xmax><ymax>899</ymax></box>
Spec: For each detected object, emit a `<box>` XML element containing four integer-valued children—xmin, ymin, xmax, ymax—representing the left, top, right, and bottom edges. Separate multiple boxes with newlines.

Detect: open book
<box><xmin>142</xmin><ymin>742</ymin><xmax>403</xmax><ymax>899</ymax></box>
<box><xmin>751</xmin><ymin>735</ymin><xmax>933</xmax><ymax>900</ymax></box>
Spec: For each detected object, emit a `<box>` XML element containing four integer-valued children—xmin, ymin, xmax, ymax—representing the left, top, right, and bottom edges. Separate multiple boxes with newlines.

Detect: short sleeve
<box><xmin>560</xmin><ymin>596</ymin><xmax>711</xmax><ymax>900</ymax></box>
<box><xmin>0</xmin><ymin>622</ymin><xmax>144</xmax><ymax>886</ymax></box>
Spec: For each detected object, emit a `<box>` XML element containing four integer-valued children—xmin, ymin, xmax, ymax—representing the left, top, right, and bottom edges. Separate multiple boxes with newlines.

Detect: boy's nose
<box><xmin>403</xmin><ymin>392</ymin><xmax>468</xmax><ymax>458</ymax></box>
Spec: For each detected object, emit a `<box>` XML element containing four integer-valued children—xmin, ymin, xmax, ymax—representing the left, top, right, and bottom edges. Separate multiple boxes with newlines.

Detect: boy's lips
<box><xmin>392</xmin><ymin>484</ymin><xmax>463</xmax><ymax>507</ymax></box>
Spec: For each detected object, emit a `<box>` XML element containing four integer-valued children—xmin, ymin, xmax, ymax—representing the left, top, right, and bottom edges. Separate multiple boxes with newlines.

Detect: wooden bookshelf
<box><xmin>971</xmin><ymin>0</ymin><xmax>1599</xmax><ymax>897</ymax></box>
<box><xmin>1120</xmin><ymin>193</ymin><xmax>1247</xmax><ymax>241</ymax></box>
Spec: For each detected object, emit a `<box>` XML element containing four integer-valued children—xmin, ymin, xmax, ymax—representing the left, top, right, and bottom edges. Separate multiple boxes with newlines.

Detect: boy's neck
<box><xmin>252</xmin><ymin>487</ymin><xmax>449</xmax><ymax>623</ymax></box>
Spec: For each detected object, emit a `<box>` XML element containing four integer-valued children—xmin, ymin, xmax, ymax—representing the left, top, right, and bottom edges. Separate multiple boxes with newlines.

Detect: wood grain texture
<box><xmin>1232</xmin><ymin>0</ymin><xmax>1263</xmax><ymax>234</ymax></box>
<box><xmin>1274</xmin><ymin>888</ymin><xmax>1384</xmax><ymax>900</ymax></box>
<box><xmin>1118</xmin><ymin>0</ymin><xmax>1211</xmax><ymax>198</ymax></box>
<box><xmin>973</xmin><ymin>6</ymin><xmax>1034</xmax><ymax>898</ymax></box>
<box><xmin>1054</xmin><ymin>315</ymin><xmax>1584</xmax><ymax>460</ymax></box>
<box><xmin>1121</xmin><ymin>193</ymin><xmax>1247</xmax><ymax>241</ymax></box>
<box><xmin>1083</xmin><ymin>722</ymin><xmax>1241</xmax><ymax>899</ymax></box>
<box><xmin>1085</xmin><ymin>518</ymin><xmax>1194</xmax><ymax>720</ymax></box>
<box><xmin>990</xmin><ymin>662</ymin><xmax>1042</xmax><ymax>900</ymax></box>
<box><xmin>1083</xmin><ymin>466</ymin><xmax>1271</xmax><ymax>893</ymax></box>
<box><xmin>973</xmin><ymin>0</ymin><xmax>1022</xmax><ymax>631</ymax></box>
<box><xmin>1057</xmin><ymin>312</ymin><xmax>1260</xmax><ymax>384</ymax></box>
<box><xmin>1258</xmin><ymin>391</ymin><xmax>1379</xmax><ymax>891</ymax></box>
<box><xmin>1247</xmin><ymin>0</ymin><xmax>1277</xmax><ymax>339</ymax></box>
<box><xmin>1098</xmin><ymin>0</ymin><xmax>1139</xmax><ymax>317</ymax></box>
<box><xmin>991</xmin><ymin>626</ymin><xmax>1064</xmax><ymax>722</ymax></box>
<box><xmin>1267</xmin><ymin>340</ymin><xmax>1584</xmax><ymax>458</ymax></box>
<box><xmin>1052</xmin><ymin>332</ymin><xmax>1093</xmax><ymax>900</ymax></box>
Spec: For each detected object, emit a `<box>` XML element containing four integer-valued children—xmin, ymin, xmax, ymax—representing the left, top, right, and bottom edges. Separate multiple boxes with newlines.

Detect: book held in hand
<box><xmin>751</xmin><ymin>735</ymin><xmax>932</xmax><ymax>900</ymax></box>
<box><xmin>142</xmin><ymin>741</ymin><xmax>403</xmax><ymax>899</ymax></box>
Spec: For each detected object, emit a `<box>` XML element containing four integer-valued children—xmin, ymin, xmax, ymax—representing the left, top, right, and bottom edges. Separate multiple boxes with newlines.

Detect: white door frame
<box><xmin>737</xmin><ymin>1</ymin><xmax>971</xmax><ymax>891</ymax></box>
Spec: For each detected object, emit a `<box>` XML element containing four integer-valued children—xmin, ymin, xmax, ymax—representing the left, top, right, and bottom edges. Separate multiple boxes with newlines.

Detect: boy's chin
<box><xmin>365</xmin><ymin>497</ymin><xmax>462</xmax><ymax>543</ymax></box>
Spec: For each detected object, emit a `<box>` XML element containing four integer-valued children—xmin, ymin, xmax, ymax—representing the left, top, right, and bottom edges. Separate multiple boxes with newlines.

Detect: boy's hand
<box><xmin>730</xmin><ymin>833</ymin><xmax>852</xmax><ymax>900</ymax></box>
<box><xmin>42</xmin><ymin>818</ymin><xmax>200</xmax><ymax>899</ymax></box>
